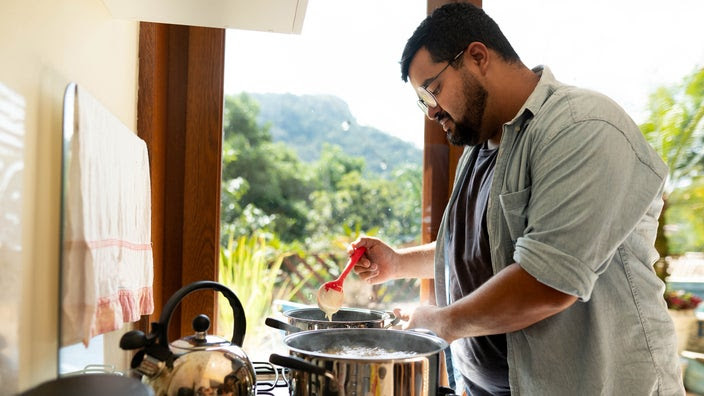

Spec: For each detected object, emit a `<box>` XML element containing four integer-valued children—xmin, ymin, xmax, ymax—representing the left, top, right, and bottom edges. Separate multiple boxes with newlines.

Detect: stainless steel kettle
<box><xmin>120</xmin><ymin>280</ymin><xmax>256</xmax><ymax>396</ymax></box>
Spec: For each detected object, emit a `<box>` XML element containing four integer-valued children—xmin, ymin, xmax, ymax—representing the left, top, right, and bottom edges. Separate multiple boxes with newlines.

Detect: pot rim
<box><xmin>282</xmin><ymin>328</ymin><xmax>448</xmax><ymax>362</ymax></box>
<box><xmin>283</xmin><ymin>307</ymin><xmax>390</xmax><ymax>324</ymax></box>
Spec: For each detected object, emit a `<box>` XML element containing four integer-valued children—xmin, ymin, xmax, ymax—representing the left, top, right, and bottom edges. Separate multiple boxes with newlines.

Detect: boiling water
<box><xmin>317</xmin><ymin>345</ymin><xmax>418</xmax><ymax>359</ymax></box>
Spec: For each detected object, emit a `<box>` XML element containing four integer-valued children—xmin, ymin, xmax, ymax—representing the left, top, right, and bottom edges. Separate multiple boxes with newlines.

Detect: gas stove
<box><xmin>253</xmin><ymin>361</ymin><xmax>291</xmax><ymax>396</ymax></box>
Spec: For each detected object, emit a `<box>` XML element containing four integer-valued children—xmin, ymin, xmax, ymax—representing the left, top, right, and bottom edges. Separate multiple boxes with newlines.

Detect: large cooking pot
<box><xmin>275</xmin><ymin>307</ymin><xmax>399</xmax><ymax>331</ymax></box>
<box><xmin>269</xmin><ymin>328</ymin><xmax>457</xmax><ymax>396</ymax></box>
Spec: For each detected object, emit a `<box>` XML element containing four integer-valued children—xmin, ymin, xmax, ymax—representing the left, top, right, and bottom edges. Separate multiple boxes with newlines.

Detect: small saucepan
<box><xmin>266</xmin><ymin>307</ymin><xmax>399</xmax><ymax>334</ymax></box>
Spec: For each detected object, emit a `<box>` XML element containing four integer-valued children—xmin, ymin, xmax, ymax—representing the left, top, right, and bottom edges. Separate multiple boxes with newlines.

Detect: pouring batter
<box><xmin>316</xmin><ymin>247</ymin><xmax>366</xmax><ymax>320</ymax></box>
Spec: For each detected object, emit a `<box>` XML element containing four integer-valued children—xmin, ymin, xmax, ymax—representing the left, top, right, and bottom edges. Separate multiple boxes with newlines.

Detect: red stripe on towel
<box><xmin>65</xmin><ymin>239</ymin><xmax>153</xmax><ymax>251</ymax></box>
<box><xmin>92</xmin><ymin>287</ymin><xmax>154</xmax><ymax>338</ymax></box>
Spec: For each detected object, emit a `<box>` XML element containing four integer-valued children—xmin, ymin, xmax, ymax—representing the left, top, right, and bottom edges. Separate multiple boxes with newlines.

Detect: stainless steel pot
<box><xmin>269</xmin><ymin>328</ymin><xmax>456</xmax><ymax>396</ymax></box>
<box><xmin>282</xmin><ymin>307</ymin><xmax>399</xmax><ymax>330</ymax></box>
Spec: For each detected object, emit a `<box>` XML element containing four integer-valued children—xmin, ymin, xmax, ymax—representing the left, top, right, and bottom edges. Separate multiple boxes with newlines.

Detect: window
<box><xmin>218</xmin><ymin>0</ymin><xmax>427</xmax><ymax>361</ymax></box>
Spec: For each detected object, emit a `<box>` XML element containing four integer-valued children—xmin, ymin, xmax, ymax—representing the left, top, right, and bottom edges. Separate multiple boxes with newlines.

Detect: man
<box><xmin>352</xmin><ymin>3</ymin><xmax>684</xmax><ymax>395</ymax></box>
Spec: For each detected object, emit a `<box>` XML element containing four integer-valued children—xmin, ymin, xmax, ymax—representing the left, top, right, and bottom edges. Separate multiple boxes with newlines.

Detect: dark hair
<box><xmin>400</xmin><ymin>2</ymin><xmax>520</xmax><ymax>81</ymax></box>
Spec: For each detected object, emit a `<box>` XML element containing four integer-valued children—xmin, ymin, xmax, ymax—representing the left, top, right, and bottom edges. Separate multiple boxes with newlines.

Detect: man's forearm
<box><xmin>396</xmin><ymin>241</ymin><xmax>436</xmax><ymax>279</ymax></box>
<box><xmin>432</xmin><ymin>263</ymin><xmax>577</xmax><ymax>342</ymax></box>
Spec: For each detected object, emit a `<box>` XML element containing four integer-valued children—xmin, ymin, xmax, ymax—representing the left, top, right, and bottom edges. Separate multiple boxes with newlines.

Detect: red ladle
<box><xmin>316</xmin><ymin>247</ymin><xmax>366</xmax><ymax>319</ymax></box>
<box><xmin>322</xmin><ymin>246</ymin><xmax>366</xmax><ymax>292</ymax></box>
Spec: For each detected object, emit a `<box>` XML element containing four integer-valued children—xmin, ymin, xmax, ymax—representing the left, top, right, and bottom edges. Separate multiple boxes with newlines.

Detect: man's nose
<box><xmin>427</xmin><ymin>104</ymin><xmax>442</xmax><ymax>120</ymax></box>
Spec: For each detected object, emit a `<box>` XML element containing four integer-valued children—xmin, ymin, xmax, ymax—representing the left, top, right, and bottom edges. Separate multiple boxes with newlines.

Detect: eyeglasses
<box><xmin>416</xmin><ymin>50</ymin><xmax>464</xmax><ymax>117</ymax></box>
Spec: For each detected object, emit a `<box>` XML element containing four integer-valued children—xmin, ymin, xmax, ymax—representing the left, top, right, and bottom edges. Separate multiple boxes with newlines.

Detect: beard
<box><xmin>444</xmin><ymin>71</ymin><xmax>488</xmax><ymax>146</ymax></box>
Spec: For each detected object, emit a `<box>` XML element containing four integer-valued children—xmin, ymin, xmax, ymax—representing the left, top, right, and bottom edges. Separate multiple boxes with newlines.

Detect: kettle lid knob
<box><xmin>193</xmin><ymin>314</ymin><xmax>210</xmax><ymax>335</ymax></box>
<box><xmin>169</xmin><ymin>314</ymin><xmax>229</xmax><ymax>354</ymax></box>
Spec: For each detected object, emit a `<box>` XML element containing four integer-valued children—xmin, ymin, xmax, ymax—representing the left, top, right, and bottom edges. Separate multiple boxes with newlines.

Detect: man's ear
<box><xmin>466</xmin><ymin>42</ymin><xmax>490</xmax><ymax>73</ymax></box>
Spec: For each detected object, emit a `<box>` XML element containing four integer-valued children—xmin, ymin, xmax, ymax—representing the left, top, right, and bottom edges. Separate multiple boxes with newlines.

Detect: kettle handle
<box><xmin>157</xmin><ymin>280</ymin><xmax>247</xmax><ymax>347</ymax></box>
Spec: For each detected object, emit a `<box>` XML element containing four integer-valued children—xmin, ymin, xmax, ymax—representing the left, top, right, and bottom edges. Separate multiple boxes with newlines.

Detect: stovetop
<box><xmin>253</xmin><ymin>361</ymin><xmax>290</xmax><ymax>396</ymax></box>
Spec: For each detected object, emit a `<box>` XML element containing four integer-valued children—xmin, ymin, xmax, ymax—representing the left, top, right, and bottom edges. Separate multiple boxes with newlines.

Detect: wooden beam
<box><xmin>180</xmin><ymin>25</ymin><xmax>225</xmax><ymax>339</ymax></box>
<box><xmin>137</xmin><ymin>22</ymin><xmax>225</xmax><ymax>340</ymax></box>
<box><xmin>137</xmin><ymin>22</ymin><xmax>170</xmax><ymax>331</ymax></box>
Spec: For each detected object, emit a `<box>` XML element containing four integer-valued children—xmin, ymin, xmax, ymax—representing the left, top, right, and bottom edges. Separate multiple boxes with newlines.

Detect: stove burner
<box><xmin>253</xmin><ymin>361</ymin><xmax>290</xmax><ymax>395</ymax></box>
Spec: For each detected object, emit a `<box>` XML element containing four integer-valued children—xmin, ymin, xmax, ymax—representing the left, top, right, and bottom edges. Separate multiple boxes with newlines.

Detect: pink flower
<box><xmin>665</xmin><ymin>289</ymin><xmax>703</xmax><ymax>310</ymax></box>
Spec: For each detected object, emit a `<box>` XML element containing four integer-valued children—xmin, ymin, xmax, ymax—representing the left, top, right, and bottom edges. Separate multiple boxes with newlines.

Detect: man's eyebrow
<box><xmin>421</xmin><ymin>75</ymin><xmax>436</xmax><ymax>88</ymax></box>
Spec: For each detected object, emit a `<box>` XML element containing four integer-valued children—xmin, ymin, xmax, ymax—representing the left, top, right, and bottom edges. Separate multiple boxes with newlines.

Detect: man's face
<box><xmin>409</xmin><ymin>47</ymin><xmax>489</xmax><ymax>146</ymax></box>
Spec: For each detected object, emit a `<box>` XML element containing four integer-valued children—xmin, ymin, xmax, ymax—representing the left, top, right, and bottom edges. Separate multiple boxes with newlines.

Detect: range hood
<box><xmin>101</xmin><ymin>0</ymin><xmax>308</xmax><ymax>34</ymax></box>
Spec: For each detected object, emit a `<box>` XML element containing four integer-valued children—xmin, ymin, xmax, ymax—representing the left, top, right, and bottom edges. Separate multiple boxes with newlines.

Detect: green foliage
<box><xmin>641</xmin><ymin>67</ymin><xmax>704</xmax><ymax>187</ymax></box>
<box><xmin>641</xmin><ymin>67</ymin><xmax>704</xmax><ymax>257</ymax></box>
<box><xmin>304</xmin><ymin>145</ymin><xmax>421</xmax><ymax>245</ymax></box>
<box><xmin>384</xmin><ymin>163</ymin><xmax>423</xmax><ymax>242</ymax></box>
<box><xmin>221</xmin><ymin>92</ymin><xmax>422</xmax><ymax>246</ymax></box>
<box><xmin>223</xmin><ymin>93</ymin><xmax>272</xmax><ymax>147</ymax></box>
<box><xmin>217</xmin><ymin>232</ymin><xmax>306</xmax><ymax>350</ymax></box>
<box><xmin>665</xmin><ymin>176</ymin><xmax>704</xmax><ymax>253</ymax></box>
<box><xmin>218</xmin><ymin>91</ymin><xmax>423</xmax><ymax>329</ymax></box>
<box><xmin>221</xmin><ymin>93</ymin><xmax>314</xmax><ymax>243</ymax></box>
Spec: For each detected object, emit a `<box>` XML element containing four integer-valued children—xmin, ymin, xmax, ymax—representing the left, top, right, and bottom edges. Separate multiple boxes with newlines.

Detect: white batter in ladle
<box><xmin>316</xmin><ymin>247</ymin><xmax>366</xmax><ymax>320</ymax></box>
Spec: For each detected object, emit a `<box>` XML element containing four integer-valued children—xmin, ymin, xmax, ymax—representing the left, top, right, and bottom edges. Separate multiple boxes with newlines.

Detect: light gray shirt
<box><xmin>434</xmin><ymin>66</ymin><xmax>684</xmax><ymax>395</ymax></box>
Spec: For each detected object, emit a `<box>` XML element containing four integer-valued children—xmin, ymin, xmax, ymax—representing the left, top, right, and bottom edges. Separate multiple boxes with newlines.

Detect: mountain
<box><xmin>248</xmin><ymin>93</ymin><xmax>422</xmax><ymax>175</ymax></box>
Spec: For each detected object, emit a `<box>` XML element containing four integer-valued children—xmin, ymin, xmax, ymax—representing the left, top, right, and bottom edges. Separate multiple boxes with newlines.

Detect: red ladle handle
<box><xmin>323</xmin><ymin>247</ymin><xmax>366</xmax><ymax>291</ymax></box>
<box><xmin>337</xmin><ymin>246</ymin><xmax>366</xmax><ymax>283</ymax></box>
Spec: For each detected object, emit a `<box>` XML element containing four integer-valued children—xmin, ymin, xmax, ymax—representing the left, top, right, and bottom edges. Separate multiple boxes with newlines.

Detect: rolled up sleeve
<box><xmin>511</xmin><ymin>114</ymin><xmax>666</xmax><ymax>301</ymax></box>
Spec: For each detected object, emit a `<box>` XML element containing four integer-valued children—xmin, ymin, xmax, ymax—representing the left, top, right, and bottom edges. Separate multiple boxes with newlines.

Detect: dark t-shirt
<box><xmin>446</xmin><ymin>143</ymin><xmax>509</xmax><ymax>395</ymax></box>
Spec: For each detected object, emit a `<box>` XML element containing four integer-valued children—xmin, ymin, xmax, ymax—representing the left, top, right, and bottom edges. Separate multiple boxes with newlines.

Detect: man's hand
<box><xmin>394</xmin><ymin>305</ymin><xmax>454</xmax><ymax>342</ymax></box>
<box><xmin>394</xmin><ymin>263</ymin><xmax>577</xmax><ymax>344</ymax></box>
<box><xmin>350</xmin><ymin>237</ymin><xmax>400</xmax><ymax>284</ymax></box>
<box><xmin>351</xmin><ymin>238</ymin><xmax>436</xmax><ymax>283</ymax></box>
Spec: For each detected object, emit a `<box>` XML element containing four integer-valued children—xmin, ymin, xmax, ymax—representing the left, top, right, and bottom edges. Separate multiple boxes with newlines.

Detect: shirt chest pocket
<box><xmin>499</xmin><ymin>186</ymin><xmax>531</xmax><ymax>243</ymax></box>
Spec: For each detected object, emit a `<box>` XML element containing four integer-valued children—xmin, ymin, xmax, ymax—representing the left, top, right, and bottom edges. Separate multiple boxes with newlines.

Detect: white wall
<box><xmin>0</xmin><ymin>0</ymin><xmax>138</xmax><ymax>391</ymax></box>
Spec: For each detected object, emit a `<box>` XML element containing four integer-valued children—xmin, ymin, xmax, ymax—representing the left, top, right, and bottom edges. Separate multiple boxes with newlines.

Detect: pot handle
<box><xmin>265</xmin><ymin>317</ymin><xmax>302</xmax><ymax>333</ymax></box>
<box><xmin>268</xmin><ymin>354</ymin><xmax>335</xmax><ymax>380</ymax></box>
<box><xmin>157</xmin><ymin>280</ymin><xmax>247</xmax><ymax>347</ymax></box>
<box><xmin>438</xmin><ymin>386</ymin><xmax>460</xmax><ymax>396</ymax></box>
<box><xmin>383</xmin><ymin>311</ymin><xmax>401</xmax><ymax>329</ymax></box>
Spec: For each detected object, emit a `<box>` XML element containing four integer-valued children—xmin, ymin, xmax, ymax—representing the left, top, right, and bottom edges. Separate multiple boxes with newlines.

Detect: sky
<box><xmin>224</xmin><ymin>0</ymin><xmax>704</xmax><ymax>149</ymax></box>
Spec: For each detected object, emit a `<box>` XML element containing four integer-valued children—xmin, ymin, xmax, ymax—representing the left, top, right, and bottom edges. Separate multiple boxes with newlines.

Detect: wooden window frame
<box><xmin>137</xmin><ymin>23</ymin><xmax>225</xmax><ymax>337</ymax></box>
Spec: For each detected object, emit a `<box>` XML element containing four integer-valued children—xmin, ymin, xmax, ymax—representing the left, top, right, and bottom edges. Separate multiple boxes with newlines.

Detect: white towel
<box><xmin>61</xmin><ymin>85</ymin><xmax>154</xmax><ymax>347</ymax></box>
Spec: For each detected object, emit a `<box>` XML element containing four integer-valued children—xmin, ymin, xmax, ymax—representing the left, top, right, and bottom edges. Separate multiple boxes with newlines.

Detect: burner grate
<box><xmin>253</xmin><ymin>361</ymin><xmax>290</xmax><ymax>395</ymax></box>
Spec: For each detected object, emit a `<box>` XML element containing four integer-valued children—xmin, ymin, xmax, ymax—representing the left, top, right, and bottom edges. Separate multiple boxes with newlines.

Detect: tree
<box><xmin>305</xmin><ymin>144</ymin><xmax>422</xmax><ymax>246</ymax></box>
<box><xmin>665</xmin><ymin>177</ymin><xmax>704</xmax><ymax>253</ymax></box>
<box><xmin>221</xmin><ymin>93</ymin><xmax>313</xmax><ymax>242</ymax></box>
<box><xmin>220</xmin><ymin>92</ymin><xmax>423</xmax><ymax>247</ymax></box>
<box><xmin>384</xmin><ymin>163</ymin><xmax>423</xmax><ymax>244</ymax></box>
<box><xmin>640</xmin><ymin>67</ymin><xmax>704</xmax><ymax>279</ymax></box>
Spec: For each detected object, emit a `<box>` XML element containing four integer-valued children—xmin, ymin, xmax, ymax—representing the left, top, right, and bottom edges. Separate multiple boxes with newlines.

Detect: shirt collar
<box><xmin>506</xmin><ymin>65</ymin><xmax>560</xmax><ymax>128</ymax></box>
